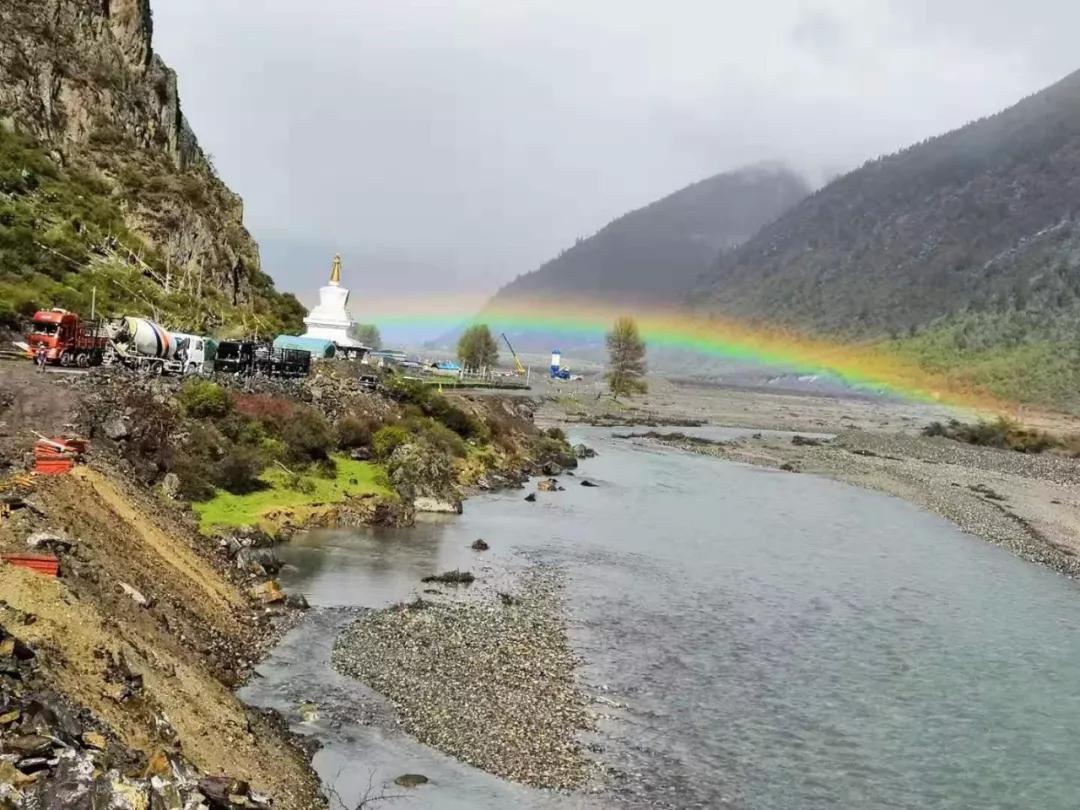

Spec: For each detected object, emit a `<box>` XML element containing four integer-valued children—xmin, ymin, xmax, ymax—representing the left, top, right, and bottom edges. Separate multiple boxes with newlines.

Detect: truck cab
<box><xmin>172</xmin><ymin>333</ymin><xmax>214</xmax><ymax>375</ymax></box>
<box><xmin>26</xmin><ymin>309</ymin><xmax>106</xmax><ymax>367</ymax></box>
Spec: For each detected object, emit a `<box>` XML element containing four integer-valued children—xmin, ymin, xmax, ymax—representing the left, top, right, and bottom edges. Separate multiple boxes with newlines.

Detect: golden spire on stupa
<box><xmin>329</xmin><ymin>254</ymin><xmax>342</xmax><ymax>286</ymax></box>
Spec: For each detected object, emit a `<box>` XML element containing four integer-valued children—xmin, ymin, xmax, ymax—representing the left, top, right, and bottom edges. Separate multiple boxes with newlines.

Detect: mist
<box><xmin>152</xmin><ymin>0</ymin><xmax>1080</xmax><ymax>312</ymax></box>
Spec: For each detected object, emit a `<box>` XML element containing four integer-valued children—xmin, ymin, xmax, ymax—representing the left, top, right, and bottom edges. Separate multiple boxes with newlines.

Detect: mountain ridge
<box><xmin>488</xmin><ymin>162</ymin><xmax>810</xmax><ymax>307</ymax></box>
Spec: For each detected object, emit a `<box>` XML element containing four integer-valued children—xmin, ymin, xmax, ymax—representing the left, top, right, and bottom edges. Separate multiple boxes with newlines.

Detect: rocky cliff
<box><xmin>0</xmin><ymin>0</ymin><xmax>305</xmax><ymax>333</ymax></box>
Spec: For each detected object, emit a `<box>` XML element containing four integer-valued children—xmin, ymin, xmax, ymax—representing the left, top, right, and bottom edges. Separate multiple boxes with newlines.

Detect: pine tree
<box><xmin>457</xmin><ymin>324</ymin><xmax>499</xmax><ymax>370</ymax></box>
<box><xmin>605</xmin><ymin>316</ymin><xmax>647</xmax><ymax>398</ymax></box>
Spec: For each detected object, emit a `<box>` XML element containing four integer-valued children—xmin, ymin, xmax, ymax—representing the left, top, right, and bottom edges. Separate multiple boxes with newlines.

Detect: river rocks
<box><xmin>537</xmin><ymin>478</ymin><xmax>563</xmax><ymax>492</ymax></box>
<box><xmin>285</xmin><ymin>593</ymin><xmax>311</xmax><ymax>610</ymax></box>
<box><xmin>580</xmin><ymin>479</ymin><xmax>598</xmax><ymax>488</ymax></box>
<box><xmin>524</xmin><ymin>493</ymin><xmax>537</xmax><ymax>502</ymax></box>
<box><xmin>414</xmin><ymin>496</ymin><xmax>464</xmax><ymax>515</ymax></box>
<box><xmin>470</xmin><ymin>538</ymin><xmax>490</xmax><ymax>551</ymax></box>
<box><xmin>235</xmin><ymin>546</ymin><xmax>283</xmax><ymax>577</ymax></box>
<box><xmin>248</xmin><ymin>580</ymin><xmax>286</xmax><ymax>604</ymax></box>
<box><xmin>331</xmin><ymin>569</ymin><xmax>591</xmax><ymax>790</ymax></box>
<box><xmin>394</xmin><ymin>773</ymin><xmax>429</xmax><ymax>788</ymax></box>
<box><xmin>573</xmin><ymin>444</ymin><xmax>597</xmax><ymax>459</ymax></box>
<box><xmin>540</xmin><ymin>461</ymin><xmax>564</xmax><ymax>476</ymax></box>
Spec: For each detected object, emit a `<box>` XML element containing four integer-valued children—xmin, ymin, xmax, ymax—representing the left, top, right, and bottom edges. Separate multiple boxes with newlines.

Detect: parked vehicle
<box><xmin>24</xmin><ymin>309</ymin><xmax>109</xmax><ymax>367</ymax></box>
<box><xmin>172</xmin><ymin>333</ymin><xmax>215</xmax><ymax>375</ymax></box>
<box><xmin>214</xmin><ymin>341</ymin><xmax>311</xmax><ymax>377</ymax></box>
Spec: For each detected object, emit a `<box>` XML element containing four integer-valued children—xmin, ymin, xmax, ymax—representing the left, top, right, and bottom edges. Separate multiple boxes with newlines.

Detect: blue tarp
<box><xmin>273</xmin><ymin>335</ymin><xmax>336</xmax><ymax>358</ymax></box>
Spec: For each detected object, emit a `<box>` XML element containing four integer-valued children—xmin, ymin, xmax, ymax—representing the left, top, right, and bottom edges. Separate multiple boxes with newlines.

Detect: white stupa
<box><xmin>302</xmin><ymin>254</ymin><xmax>366</xmax><ymax>348</ymax></box>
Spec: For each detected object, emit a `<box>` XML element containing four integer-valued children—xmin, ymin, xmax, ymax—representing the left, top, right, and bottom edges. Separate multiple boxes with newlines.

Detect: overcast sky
<box><xmin>152</xmin><ymin>1</ymin><xmax>1080</xmax><ymax>310</ymax></box>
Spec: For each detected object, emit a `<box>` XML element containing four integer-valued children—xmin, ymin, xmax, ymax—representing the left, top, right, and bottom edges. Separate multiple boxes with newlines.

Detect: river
<box><xmin>241</xmin><ymin>427</ymin><xmax>1080</xmax><ymax>809</ymax></box>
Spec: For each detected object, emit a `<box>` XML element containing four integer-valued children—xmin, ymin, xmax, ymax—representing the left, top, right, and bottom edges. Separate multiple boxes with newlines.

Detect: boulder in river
<box><xmin>470</xmin><ymin>538</ymin><xmax>489</xmax><ymax>551</ymax></box>
<box><xmin>537</xmin><ymin>479</ymin><xmax>563</xmax><ymax>492</ymax></box>
<box><xmin>524</xmin><ymin>493</ymin><xmax>537</xmax><ymax>502</ymax></box>
<box><xmin>573</xmin><ymin>444</ymin><xmax>596</xmax><ymax>459</ymax></box>
<box><xmin>580</xmin><ymin>480</ymin><xmax>598</xmax><ymax>488</ymax></box>
<box><xmin>414</xmin><ymin>496</ymin><xmax>463</xmax><ymax>514</ymax></box>
<box><xmin>236</xmin><ymin>547</ymin><xmax>283</xmax><ymax>577</ymax></box>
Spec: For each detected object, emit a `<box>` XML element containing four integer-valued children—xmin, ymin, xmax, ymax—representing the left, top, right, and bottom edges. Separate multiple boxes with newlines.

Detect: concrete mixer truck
<box><xmin>105</xmin><ymin>317</ymin><xmax>210</xmax><ymax>375</ymax></box>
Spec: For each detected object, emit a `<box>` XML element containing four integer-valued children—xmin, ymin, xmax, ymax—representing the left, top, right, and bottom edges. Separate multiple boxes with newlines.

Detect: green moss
<box><xmin>193</xmin><ymin>455</ymin><xmax>393</xmax><ymax>532</ymax></box>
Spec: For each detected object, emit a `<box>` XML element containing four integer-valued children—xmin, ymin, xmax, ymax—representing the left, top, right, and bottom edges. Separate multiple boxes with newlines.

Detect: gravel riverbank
<box><xmin>330</xmin><ymin>566</ymin><xmax>593</xmax><ymax>790</ymax></box>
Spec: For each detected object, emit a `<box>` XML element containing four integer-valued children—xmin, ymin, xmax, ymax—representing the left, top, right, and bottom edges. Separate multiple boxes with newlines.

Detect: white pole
<box><xmin>90</xmin><ymin>286</ymin><xmax>96</xmax><ymax>321</ymax></box>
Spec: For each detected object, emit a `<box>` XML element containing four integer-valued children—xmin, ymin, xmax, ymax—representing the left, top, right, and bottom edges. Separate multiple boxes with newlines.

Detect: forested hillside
<box><xmin>490</xmin><ymin>164</ymin><xmax>809</xmax><ymax>305</ymax></box>
<box><xmin>691</xmin><ymin>69</ymin><xmax>1080</xmax><ymax>408</ymax></box>
<box><xmin>0</xmin><ymin>0</ymin><xmax>305</xmax><ymax>335</ymax></box>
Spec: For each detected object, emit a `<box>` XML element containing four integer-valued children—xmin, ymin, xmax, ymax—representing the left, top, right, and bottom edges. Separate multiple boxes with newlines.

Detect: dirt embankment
<box><xmin>0</xmin><ymin>362</ymin><xmax>323</xmax><ymax>808</ymax></box>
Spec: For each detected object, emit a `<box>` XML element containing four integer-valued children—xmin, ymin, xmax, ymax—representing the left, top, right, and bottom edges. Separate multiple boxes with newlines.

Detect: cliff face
<box><xmin>0</xmin><ymin>0</ymin><xmax>304</xmax><ymax>332</ymax></box>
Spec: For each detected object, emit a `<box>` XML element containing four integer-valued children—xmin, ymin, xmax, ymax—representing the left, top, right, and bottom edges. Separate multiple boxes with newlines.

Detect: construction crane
<box><xmin>501</xmin><ymin>332</ymin><xmax>527</xmax><ymax>375</ymax></box>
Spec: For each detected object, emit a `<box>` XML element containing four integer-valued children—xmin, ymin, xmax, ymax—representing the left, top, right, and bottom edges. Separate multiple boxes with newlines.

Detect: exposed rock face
<box><xmin>0</xmin><ymin>0</ymin><xmax>267</xmax><ymax>308</ymax></box>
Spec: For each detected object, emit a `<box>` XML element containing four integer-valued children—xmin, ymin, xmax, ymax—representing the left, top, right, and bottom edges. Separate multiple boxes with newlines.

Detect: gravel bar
<box><xmin>330</xmin><ymin>568</ymin><xmax>592</xmax><ymax>789</ymax></box>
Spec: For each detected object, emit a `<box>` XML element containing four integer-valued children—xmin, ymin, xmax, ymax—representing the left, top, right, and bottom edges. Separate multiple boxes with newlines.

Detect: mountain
<box><xmin>689</xmin><ymin>70</ymin><xmax>1080</xmax><ymax>408</ymax></box>
<box><xmin>0</xmin><ymin>0</ymin><xmax>305</xmax><ymax>335</ymax></box>
<box><xmin>488</xmin><ymin>164</ymin><xmax>810</xmax><ymax>307</ymax></box>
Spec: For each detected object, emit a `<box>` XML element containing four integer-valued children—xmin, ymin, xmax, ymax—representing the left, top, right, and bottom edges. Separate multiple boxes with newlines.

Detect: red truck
<box><xmin>25</xmin><ymin>308</ymin><xmax>109</xmax><ymax>367</ymax></box>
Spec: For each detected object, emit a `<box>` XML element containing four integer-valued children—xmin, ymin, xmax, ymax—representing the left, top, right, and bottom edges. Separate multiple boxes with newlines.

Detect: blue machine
<box><xmin>549</xmin><ymin>348</ymin><xmax>571</xmax><ymax>380</ymax></box>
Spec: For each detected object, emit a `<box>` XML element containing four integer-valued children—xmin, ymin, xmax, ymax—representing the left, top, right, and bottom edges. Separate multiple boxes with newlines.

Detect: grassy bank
<box><xmin>193</xmin><ymin>455</ymin><xmax>393</xmax><ymax>532</ymax></box>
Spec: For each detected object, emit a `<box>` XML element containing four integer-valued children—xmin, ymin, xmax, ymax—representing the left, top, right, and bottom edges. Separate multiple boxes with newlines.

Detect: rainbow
<box><xmin>350</xmin><ymin>295</ymin><xmax>998</xmax><ymax>411</ymax></box>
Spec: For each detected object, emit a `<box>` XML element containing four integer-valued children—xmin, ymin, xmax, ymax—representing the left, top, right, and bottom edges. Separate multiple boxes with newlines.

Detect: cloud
<box><xmin>150</xmin><ymin>0</ymin><xmax>1080</xmax><ymax>303</ymax></box>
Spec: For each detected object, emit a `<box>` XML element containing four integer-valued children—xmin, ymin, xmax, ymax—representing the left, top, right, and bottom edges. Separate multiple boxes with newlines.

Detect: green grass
<box><xmin>193</xmin><ymin>455</ymin><xmax>393</xmax><ymax>532</ymax></box>
<box><xmin>883</xmin><ymin>308</ymin><xmax>1080</xmax><ymax>412</ymax></box>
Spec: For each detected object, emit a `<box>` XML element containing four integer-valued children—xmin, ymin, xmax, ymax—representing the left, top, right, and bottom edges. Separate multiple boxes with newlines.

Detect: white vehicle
<box><xmin>106</xmin><ymin>317</ymin><xmax>210</xmax><ymax>375</ymax></box>
<box><xmin>171</xmin><ymin>333</ymin><xmax>211</xmax><ymax>375</ymax></box>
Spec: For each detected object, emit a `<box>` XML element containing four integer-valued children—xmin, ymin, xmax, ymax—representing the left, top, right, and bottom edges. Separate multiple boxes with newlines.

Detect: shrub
<box><xmin>546</xmin><ymin>426</ymin><xmax>567</xmax><ymax>441</ymax></box>
<box><xmin>233</xmin><ymin>393</ymin><xmax>294</xmax><ymax>422</ymax></box>
<box><xmin>215</xmin><ymin>445</ymin><xmax>266</xmax><ymax>494</ymax></box>
<box><xmin>922</xmin><ymin>417</ymin><xmax>1060</xmax><ymax>453</ymax></box>
<box><xmin>336</xmin><ymin>415</ymin><xmax>375</xmax><ymax>450</ymax></box>
<box><xmin>373</xmin><ymin>425</ymin><xmax>410</xmax><ymax>460</ymax></box>
<box><xmin>405</xmin><ymin>416</ymin><xmax>467</xmax><ymax>457</ymax></box>
<box><xmin>171</xmin><ymin>453</ymin><xmax>217</xmax><ymax>501</ymax></box>
<box><xmin>280</xmin><ymin>406</ymin><xmax>334</xmax><ymax>463</ymax></box>
<box><xmin>178</xmin><ymin>380</ymin><xmax>232</xmax><ymax>418</ymax></box>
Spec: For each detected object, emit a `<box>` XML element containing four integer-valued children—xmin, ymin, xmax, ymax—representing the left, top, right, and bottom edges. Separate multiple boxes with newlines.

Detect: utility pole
<box><xmin>90</xmin><ymin>286</ymin><xmax>96</xmax><ymax>321</ymax></box>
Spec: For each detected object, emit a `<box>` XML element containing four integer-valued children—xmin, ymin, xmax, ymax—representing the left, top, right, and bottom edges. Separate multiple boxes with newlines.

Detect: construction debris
<box><xmin>32</xmin><ymin>435</ymin><xmax>87</xmax><ymax>476</ymax></box>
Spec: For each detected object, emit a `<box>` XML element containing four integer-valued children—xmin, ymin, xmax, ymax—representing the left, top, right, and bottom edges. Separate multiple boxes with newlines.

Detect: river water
<box><xmin>242</xmin><ymin>427</ymin><xmax>1080</xmax><ymax>809</ymax></box>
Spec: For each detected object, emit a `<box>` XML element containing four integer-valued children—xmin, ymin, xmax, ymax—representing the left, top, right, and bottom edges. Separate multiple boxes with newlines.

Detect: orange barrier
<box><xmin>32</xmin><ymin>436</ymin><xmax>87</xmax><ymax>476</ymax></box>
<box><xmin>1</xmin><ymin>553</ymin><xmax>60</xmax><ymax>577</ymax></box>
